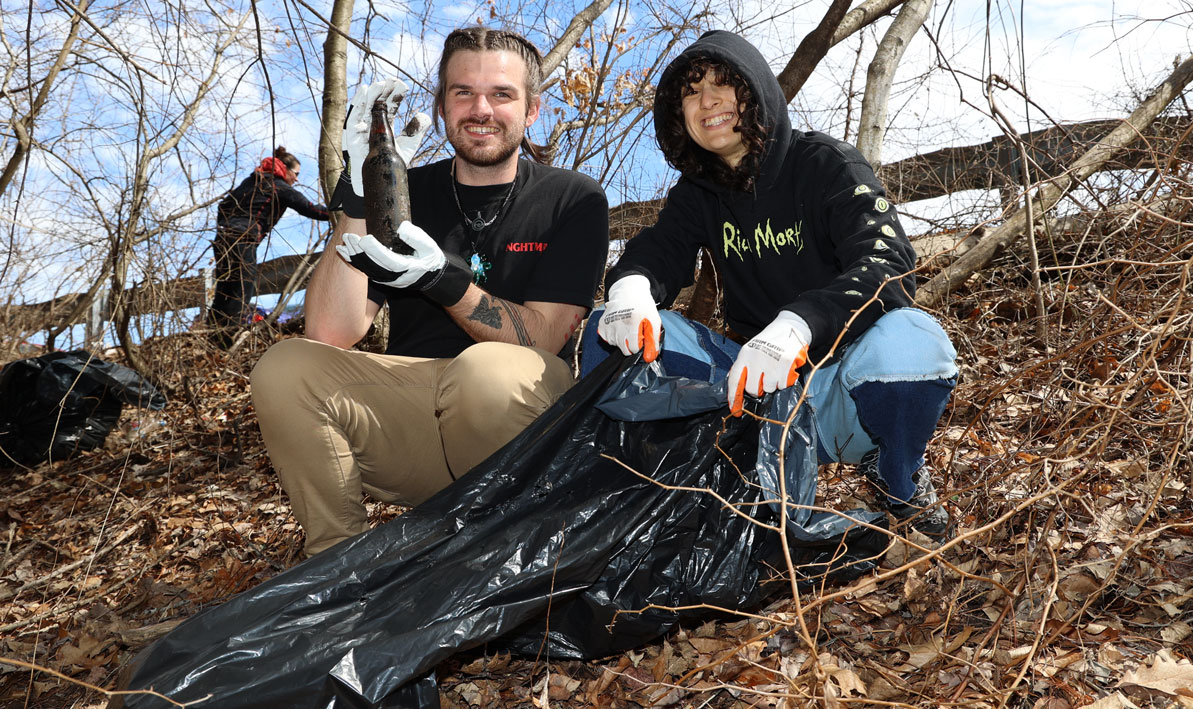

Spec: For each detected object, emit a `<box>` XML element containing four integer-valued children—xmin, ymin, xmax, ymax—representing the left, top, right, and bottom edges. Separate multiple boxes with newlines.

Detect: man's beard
<box><xmin>446</xmin><ymin>119</ymin><xmax>524</xmax><ymax>168</ymax></box>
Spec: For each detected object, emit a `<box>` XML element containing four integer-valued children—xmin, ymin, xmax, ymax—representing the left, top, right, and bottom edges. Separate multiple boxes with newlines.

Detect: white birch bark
<box><xmin>856</xmin><ymin>0</ymin><xmax>932</xmax><ymax>168</ymax></box>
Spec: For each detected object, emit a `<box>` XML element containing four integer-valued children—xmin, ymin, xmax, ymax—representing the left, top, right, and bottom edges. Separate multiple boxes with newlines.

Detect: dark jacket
<box><xmin>607</xmin><ymin>30</ymin><xmax>917</xmax><ymax>363</ymax></box>
<box><xmin>216</xmin><ymin>168</ymin><xmax>329</xmax><ymax>242</ymax></box>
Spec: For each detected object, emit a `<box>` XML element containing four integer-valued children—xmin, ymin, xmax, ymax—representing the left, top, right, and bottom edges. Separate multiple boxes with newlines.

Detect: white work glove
<box><xmin>342</xmin><ymin>78</ymin><xmax>431</xmax><ymax>197</ymax></box>
<box><xmin>727</xmin><ymin>311</ymin><xmax>811</xmax><ymax>415</ymax></box>
<box><xmin>597</xmin><ymin>274</ymin><xmax>662</xmax><ymax>363</ymax></box>
<box><xmin>336</xmin><ymin>222</ymin><xmax>472</xmax><ymax>306</ymax></box>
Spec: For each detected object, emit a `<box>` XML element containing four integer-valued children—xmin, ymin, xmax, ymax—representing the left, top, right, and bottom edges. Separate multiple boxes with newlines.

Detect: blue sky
<box><xmin>3</xmin><ymin>0</ymin><xmax>1188</xmax><ymax>346</ymax></box>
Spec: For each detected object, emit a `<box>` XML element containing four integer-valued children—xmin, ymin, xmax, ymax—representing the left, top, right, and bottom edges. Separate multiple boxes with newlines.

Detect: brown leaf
<box><xmin>650</xmin><ymin>644</ymin><xmax>668</xmax><ymax>682</ymax></box>
<box><xmin>826</xmin><ymin>666</ymin><xmax>866</xmax><ymax>697</ymax></box>
<box><xmin>688</xmin><ymin>637</ymin><xmax>734</xmax><ymax>654</ymax></box>
<box><xmin>546</xmin><ymin>673</ymin><xmax>580</xmax><ymax>700</ymax></box>
<box><xmin>586</xmin><ymin>665</ymin><xmax>621</xmax><ymax>704</ymax></box>
<box><xmin>1084</xmin><ymin>692</ymin><xmax>1142</xmax><ymax>709</ymax></box>
<box><xmin>1120</xmin><ymin>649</ymin><xmax>1193</xmax><ymax>695</ymax></box>
<box><xmin>56</xmin><ymin>632</ymin><xmax>110</xmax><ymax>669</ymax></box>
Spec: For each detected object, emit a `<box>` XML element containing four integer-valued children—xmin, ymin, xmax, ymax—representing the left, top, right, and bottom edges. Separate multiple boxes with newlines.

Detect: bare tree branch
<box><xmin>832</xmin><ymin>0</ymin><xmax>907</xmax><ymax>45</ymax></box>
<box><xmin>778</xmin><ymin>0</ymin><xmax>906</xmax><ymax>102</ymax></box>
<box><xmin>856</xmin><ymin>0</ymin><xmax>931</xmax><ymax>167</ymax></box>
<box><xmin>776</xmin><ymin>0</ymin><xmax>853</xmax><ymax>102</ymax></box>
<box><xmin>0</xmin><ymin>0</ymin><xmax>89</xmax><ymax>197</ymax></box>
<box><xmin>541</xmin><ymin>0</ymin><xmax>618</xmax><ymax>78</ymax></box>
<box><xmin>52</xmin><ymin>0</ymin><xmax>165</xmax><ymax>82</ymax></box>
<box><xmin>110</xmin><ymin>26</ymin><xmax>245</xmax><ymax>374</ymax></box>
<box><xmin>916</xmin><ymin>54</ymin><xmax>1193</xmax><ymax>308</ymax></box>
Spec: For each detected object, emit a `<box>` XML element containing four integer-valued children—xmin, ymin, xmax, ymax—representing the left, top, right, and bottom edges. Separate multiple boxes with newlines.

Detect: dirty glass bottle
<box><xmin>362</xmin><ymin>100</ymin><xmax>413</xmax><ymax>254</ymax></box>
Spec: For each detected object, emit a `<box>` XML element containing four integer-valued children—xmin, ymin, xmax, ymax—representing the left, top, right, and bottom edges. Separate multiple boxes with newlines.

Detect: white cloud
<box><xmin>376</xmin><ymin>31</ymin><xmax>444</xmax><ymax>93</ymax></box>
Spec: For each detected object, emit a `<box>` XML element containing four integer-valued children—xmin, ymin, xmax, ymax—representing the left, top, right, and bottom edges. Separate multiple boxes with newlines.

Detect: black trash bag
<box><xmin>500</xmin><ymin>361</ymin><xmax>887</xmax><ymax>659</ymax></box>
<box><xmin>0</xmin><ymin>350</ymin><xmax>166</xmax><ymax>468</ymax></box>
<box><xmin>121</xmin><ymin>354</ymin><xmax>886</xmax><ymax>708</ymax></box>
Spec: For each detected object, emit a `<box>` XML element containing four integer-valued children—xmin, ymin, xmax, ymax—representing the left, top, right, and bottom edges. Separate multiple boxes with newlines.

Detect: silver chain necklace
<box><xmin>450</xmin><ymin>160</ymin><xmax>516</xmax><ymax>232</ymax></box>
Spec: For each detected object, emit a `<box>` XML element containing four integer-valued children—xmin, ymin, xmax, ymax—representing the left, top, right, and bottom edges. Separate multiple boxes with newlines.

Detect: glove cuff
<box><xmin>607</xmin><ymin>273</ymin><xmax>655</xmax><ymax>303</ymax></box>
<box><xmin>329</xmin><ymin>169</ymin><xmax>365</xmax><ymax>219</ymax></box>
<box><xmin>417</xmin><ymin>254</ymin><xmax>471</xmax><ymax>307</ymax></box>
<box><xmin>774</xmin><ymin>310</ymin><xmax>812</xmax><ymax>345</ymax></box>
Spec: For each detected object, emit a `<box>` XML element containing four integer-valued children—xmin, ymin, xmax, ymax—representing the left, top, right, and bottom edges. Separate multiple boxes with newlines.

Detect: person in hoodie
<box><xmin>598</xmin><ymin>30</ymin><xmax>958</xmax><ymax>538</ymax></box>
<box><xmin>210</xmin><ymin>146</ymin><xmax>330</xmax><ymax>341</ymax></box>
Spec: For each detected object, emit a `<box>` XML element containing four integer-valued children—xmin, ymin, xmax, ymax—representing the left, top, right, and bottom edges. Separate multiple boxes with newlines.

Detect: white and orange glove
<box><xmin>727</xmin><ymin>311</ymin><xmax>811</xmax><ymax>415</ymax></box>
<box><xmin>597</xmin><ymin>275</ymin><xmax>662</xmax><ymax>363</ymax></box>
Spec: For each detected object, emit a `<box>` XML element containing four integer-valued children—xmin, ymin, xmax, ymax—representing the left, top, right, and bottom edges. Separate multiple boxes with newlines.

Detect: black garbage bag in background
<box><xmin>121</xmin><ymin>353</ymin><xmax>886</xmax><ymax>708</ymax></box>
<box><xmin>0</xmin><ymin>350</ymin><xmax>166</xmax><ymax>468</ymax></box>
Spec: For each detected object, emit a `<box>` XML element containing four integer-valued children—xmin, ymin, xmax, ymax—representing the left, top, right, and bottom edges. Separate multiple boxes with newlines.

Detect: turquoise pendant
<box><xmin>469</xmin><ymin>253</ymin><xmax>492</xmax><ymax>284</ymax></box>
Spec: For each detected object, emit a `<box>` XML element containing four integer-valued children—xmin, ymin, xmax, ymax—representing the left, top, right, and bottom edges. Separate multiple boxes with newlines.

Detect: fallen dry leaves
<box><xmin>2</xmin><ymin>194</ymin><xmax>1192</xmax><ymax>707</ymax></box>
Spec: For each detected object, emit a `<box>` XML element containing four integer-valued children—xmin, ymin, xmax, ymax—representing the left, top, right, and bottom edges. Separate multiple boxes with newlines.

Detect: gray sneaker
<box><xmin>858</xmin><ymin>450</ymin><xmax>951</xmax><ymax>539</ymax></box>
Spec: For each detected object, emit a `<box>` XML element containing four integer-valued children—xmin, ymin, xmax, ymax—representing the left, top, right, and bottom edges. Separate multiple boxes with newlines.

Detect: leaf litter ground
<box><xmin>1</xmin><ymin>197</ymin><xmax>1191</xmax><ymax>707</ymax></box>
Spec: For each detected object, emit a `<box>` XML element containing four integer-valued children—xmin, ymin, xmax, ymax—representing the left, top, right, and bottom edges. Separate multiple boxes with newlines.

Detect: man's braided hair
<box><xmin>434</xmin><ymin>27</ymin><xmax>551</xmax><ymax>164</ymax></box>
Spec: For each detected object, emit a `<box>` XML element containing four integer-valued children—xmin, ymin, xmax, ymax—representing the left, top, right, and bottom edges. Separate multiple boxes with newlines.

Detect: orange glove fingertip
<box><xmin>640</xmin><ymin>320</ymin><xmax>658</xmax><ymax>363</ymax></box>
<box><xmin>730</xmin><ymin>367</ymin><xmax>747</xmax><ymax>416</ymax></box>
<box><xmin>787</xmin><ymin>346</ymin><xmax>808</xmax><ymax>387</ymax></box>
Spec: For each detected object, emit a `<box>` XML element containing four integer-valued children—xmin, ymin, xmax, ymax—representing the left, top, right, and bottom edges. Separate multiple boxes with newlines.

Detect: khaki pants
<box><xmin>250</xmin><ymin>338</ymin><xmax>575</xmax><ymax>555</ymax></box>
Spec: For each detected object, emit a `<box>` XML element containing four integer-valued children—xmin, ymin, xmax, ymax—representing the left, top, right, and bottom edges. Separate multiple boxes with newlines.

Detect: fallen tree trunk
<box><xmin>604</xmin><ymin>115</ymin><xmax>1193</xmax><ymax>243</ymax></box>
<box><xmin>7</xmin><ymin>107</ymin><xmax>1191</xmax><ymax>334</ymax></box>
<box><xmin>916</xmin><ymin>55</ymin><xmax>1193</xmax><ymax>308</ymax></box>
<box><xmin>909</xmin><ymin>194</ymin><xmax>1180</xmax><ymax>265</ymax></box>
<box><xmin>879</xmin><ymin>115</ymin><xmax>1193</xmax><ymax>204</ymax></box>
<box><xmin>3</xmin><ymin>252</ymin><xmax>321</xmax><ymax>334</ymax></box>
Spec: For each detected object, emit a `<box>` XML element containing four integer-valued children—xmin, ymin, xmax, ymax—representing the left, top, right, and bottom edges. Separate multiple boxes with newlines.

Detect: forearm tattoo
<box><xmin>467</xmin><ymin>295</ymin><xmax>535</xmax><ymax>347</ymax></box>
<box><xmin>467</xmin><ymin>296</ymin><xmax>504</xmax><ymax>329</ymax></box>
<box><xmin>499</xmin><ymin>299</ymin><xmax>534</xmax><ymax>347</ymax></box>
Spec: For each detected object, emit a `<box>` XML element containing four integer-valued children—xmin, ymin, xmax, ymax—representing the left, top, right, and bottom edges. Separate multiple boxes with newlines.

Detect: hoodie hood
<box><xmin>257</xmin><ymin>156</ymin><xmax>290</xmax><ymax>180</ymax></box>
<box><xmin>653</xmin><ymin>30</ymin><xmax>792</xmax><ymax>192</ymax></box>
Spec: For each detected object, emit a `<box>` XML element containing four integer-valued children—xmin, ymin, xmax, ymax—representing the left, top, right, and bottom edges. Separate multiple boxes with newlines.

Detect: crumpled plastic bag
<box><xmin>0</xmin><ymin>350</ymin><xmax>166</xmax><ymax>468</ymax></box>
<box><xmin>119</xmin><ymin>352</ymin><xmax>885</xmax><ymax>708</ymax></box>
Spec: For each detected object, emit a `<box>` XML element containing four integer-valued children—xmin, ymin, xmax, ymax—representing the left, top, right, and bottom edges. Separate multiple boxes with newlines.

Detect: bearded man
<box><xmin>251</xmin><ymin>27</ymin><xmax>609</xmax><ymax>557</ymax></box>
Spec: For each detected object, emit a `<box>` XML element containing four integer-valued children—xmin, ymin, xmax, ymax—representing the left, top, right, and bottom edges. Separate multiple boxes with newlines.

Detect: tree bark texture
<box><xmin>682</xmin><ymin>249</ymin><xmax>721</xmax><ymax>327</ymax></box>
<box><xmin>855</xmin><ymin>0</ymin><xmax>932</xmax><ymax>167</ymax></box>
<box><xmin>320</xmin><ymin>0</ymin><xmax>354</xmax><ymax>202</ymax></box>
<box><xmin>831</xmin><ymin>0</ymin><xmax>908</xmax><ymax>46</ymax></box>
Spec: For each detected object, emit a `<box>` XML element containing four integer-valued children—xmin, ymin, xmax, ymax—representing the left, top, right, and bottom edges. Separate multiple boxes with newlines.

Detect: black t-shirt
<box><xmin>329</xmin><ymin>157</ymin><xmax>609</xmax><ymax>358</ymax></box>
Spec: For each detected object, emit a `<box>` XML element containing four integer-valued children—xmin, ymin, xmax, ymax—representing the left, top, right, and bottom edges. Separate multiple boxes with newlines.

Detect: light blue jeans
<box><xmin>803</xmin><ymin>308</ymin><xmax>957</xmax><ymax>502</ymax></box>
<box><xmin>583</xmin><ymin>307</ymin><xmax>957</xmax><ymax>504</ymax></box>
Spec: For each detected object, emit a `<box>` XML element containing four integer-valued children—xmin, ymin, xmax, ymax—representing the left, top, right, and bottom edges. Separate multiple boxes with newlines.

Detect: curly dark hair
<box><xmin>655</xmin><ymin>57</ymin><xmax>766</xmax><ymax>191</ymax></box>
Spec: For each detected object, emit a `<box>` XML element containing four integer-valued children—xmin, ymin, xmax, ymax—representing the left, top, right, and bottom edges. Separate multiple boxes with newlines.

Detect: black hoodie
<box><xmin>607</xmin><ymin>30</ymin><xmax>917</xmax><ymax>363</ymax></box>
<box><xmin>217</xmin><ymin>170</ymin><xmax>329</xmax><ymax>243</ymax></box>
